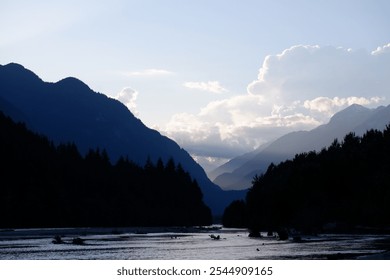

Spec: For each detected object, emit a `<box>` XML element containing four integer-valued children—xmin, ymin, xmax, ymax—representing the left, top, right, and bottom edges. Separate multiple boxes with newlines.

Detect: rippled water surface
<box><xmin>0</xmin><ymin>227</ymin><xmax>389</xmax><ymax>260</ymax></box>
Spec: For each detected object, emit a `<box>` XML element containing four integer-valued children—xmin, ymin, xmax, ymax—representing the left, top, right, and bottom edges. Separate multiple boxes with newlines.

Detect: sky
<box><xmin>1</xmin><ymin>0</ymin><xmax>390</xmax><ymax>171</ymax></box>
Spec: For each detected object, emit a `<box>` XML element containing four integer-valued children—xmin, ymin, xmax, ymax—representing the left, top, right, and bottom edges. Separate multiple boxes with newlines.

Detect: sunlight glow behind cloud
<box><xmin>162</xmin><ymin>44</ymin><xmax>390</xmax><ymax>163</ymax></box>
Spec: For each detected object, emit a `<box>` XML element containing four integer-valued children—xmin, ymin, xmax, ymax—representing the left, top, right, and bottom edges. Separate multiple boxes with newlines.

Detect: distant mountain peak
<box><xmin>329</xmin><ymin>104</ymin><xmax>371</xmax><ymax>124</ymax></box>
<box><xmin>0</xmin><ymin>62</ymin><xmax>245</xmax><ymax>215</ymax></box>
<box><xmin>212</xmin><ymin>103</ymin><xmax>390</xmax><ymax>190</ymax></box>
<box><xmin>1</xmin><ymin>62</ymin><xmax>42</xmax><ymax>84</ymax></box>
<box><xmin>335</xmin><ymin>103</ymin><xmax>369</xmax><ymax>115</ymax></box>
<box><xmin>55</xmin><ymin>77</ymin><xmax>91</xmax><ymax>92</ymax></box>
<box><xmin>3</xmin><ymin>62</ymin><xmax>28</xmax><ymax>70</ymax></box>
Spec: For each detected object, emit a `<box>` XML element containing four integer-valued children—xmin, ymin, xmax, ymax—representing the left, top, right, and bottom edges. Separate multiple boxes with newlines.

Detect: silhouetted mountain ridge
<box><xmin>212</xmin><ymin>104</ymin><xmax>390</xmax><ymax>190</ymax></box>
<box><xmin>223</xmin><ymin>124</ymin><xmax>390</xmax><ymax>233</ymax></box>
<box><xmin>0</xmin><ymin>63</ymin><xmax>245</xmax><ymax>215</ymax></box>
<box><xmin>0</xmin><ymin>112</ymin><xmax>212</xmax><ymax>227</ymax></box>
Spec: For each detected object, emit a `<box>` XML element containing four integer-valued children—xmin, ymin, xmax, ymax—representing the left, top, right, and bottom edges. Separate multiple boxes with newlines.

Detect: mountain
<box><xmin>225</xmin><ymin>125</ymin><xmax>390</xmax><ymax>233</ymax></box>
<box><xmin>0</xmin><ymin>112</ymin><xmax>212</xmax><ymax>228</ymax></box>
<box><xmin>213</xmin><ymin>104</ymin><xmax>390</xmax><ymax>190</ymax></box>
<box><xmin>0</xmin><ymin>63</ymin><xmax>244</xmax><ymax>215</ymax></box>
<box><xmin>207</xmin><ymin>142</ymin><xmax>271</xmax><ymax>181</ymax></box>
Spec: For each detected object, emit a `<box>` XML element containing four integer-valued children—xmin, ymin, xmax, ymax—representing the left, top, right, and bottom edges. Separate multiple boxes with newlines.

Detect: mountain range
<box><xmin>0</xmin><ymin>63</ymin><xmax>244</xmax><ymax>215</ymax></box>
<box><xmin>211</xmin><ymin>103</ymin><xmax>390</xmax><ymax>190</ymax></box>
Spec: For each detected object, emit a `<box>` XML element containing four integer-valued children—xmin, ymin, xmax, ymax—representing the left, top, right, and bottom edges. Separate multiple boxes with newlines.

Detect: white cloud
<box><xmin>248</xmin><ymin>44</ymin><xmax>389</xmax><ymax>104</ymax></box>
<box><xmin>183</xmin><ymin>81</ymin><xmax>228</xmax><ymax>94</ymax></box>
<box><xmin>115</xmin><ymin>87</ymin><xmax>139</xmax><ymax>116</ymax></box>
<box><xmin>303</xmin><ymin>96</ymin><xmax>383</xmax><ymax>115</ymax></box>
<box><xmin>372</xmin><ymin>43</ymin><xmax>390</xmax><ymax>55</ymax></box>
<box><xmin>125</xmin><ymin>69</ymin><xmax>173</xmax><ymax>77</ymax></box>
<box><xmin>163</xmin><ymin>94</ymin><xmax>318</xmax><ymax>159</ymax></box>
<box><xmin>162</xmin><ymin>44</ymin><xmax>390</xmax><ymax>166</ymax></box>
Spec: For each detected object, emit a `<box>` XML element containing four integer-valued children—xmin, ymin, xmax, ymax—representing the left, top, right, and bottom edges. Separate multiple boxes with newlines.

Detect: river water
<box><xmin>0</xmin><ymin>227</ymin><xmax>389</xmax><ymax>260</ymax></box>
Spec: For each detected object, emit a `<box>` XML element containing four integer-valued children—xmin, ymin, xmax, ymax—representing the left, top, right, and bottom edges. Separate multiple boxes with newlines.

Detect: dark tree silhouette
<box><xmin>223</xmin><ymin>125</ymin><xmax>390</xmax><ymax>233</ymax></box>
<box><xmin>222</xmin><ymin>200</ymin><xmax>247</xmax><ymax>228</ymax></box>
<box><xmin>0</xmin><ymin>112</ymin><xmax>212</xmax><ymax>228</ymax></box>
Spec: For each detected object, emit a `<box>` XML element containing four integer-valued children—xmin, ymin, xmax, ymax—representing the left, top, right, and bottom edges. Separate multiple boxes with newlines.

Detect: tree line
<box><xmin>0</xmin><ymin>112</ymin><xmax>212</xmax><ymax>228</ymax></box>
<box><xmin>223</xmin><ymin>126</ymin><xmax>390</xmax><ymax>234</ymax></box>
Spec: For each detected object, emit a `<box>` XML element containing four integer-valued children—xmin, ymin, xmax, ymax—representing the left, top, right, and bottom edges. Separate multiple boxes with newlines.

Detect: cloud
<box><xmin>162</xmin><ymin>44</ymin><xmax>390</xmax><ymax>165</ymax></box>
<box><xmin>303</xmin><ymin>96</ymin><xmax>384</xmax><ymax>115</ymax></box>
<box><xmin>115</xmin><ymin>87</ymin><xmax>139</xmax><ymax>116</ymax></box>
<box><xmin>247</xmin><ymin>45</ymin><xmax>389</xmax><ymax>114</ymax></box>
<box><xmin>163</xmin><ymin>94</ymin><xmax>319</xmax><ymax>159</ymax></box>
<box><xmin>183</xmin><ymin>81</ymin><xmax>228</xmax><ymax>94</ymax></box>
<box><xmin>125</xmin><ymin>69</ymin><xmax>174</xmax><ymax>77</ymax></box>
<box><xmin>372</xmin><ymin>43</ymin><xmax>390</xmax><ymax>55</ymax></box>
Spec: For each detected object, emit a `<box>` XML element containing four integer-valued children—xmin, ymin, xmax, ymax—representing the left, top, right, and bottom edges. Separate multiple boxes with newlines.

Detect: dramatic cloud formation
<box><xmin>183</xmin><ymin>81</ymin><xmax>228</xmax><ymax>94</ymax></box>
<box><xmin>162</xmin><ymin>44</ymin><xmax>390</xmax><ymax>168</ymax></box>
<box><xmin>247</xmin><ymin>45</ymin><xmax>389</xmax><ymax>114</ymax></box>
<box><xmin>115</xmin><ymin>87</ymin><xmax>139</xmax><ymax>116</ymax></box>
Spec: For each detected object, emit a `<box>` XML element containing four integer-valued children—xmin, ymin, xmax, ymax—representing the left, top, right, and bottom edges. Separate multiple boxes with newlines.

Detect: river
<box><xmin>0</xmin><ymin>227</ymin><xmax>389</xmax><ymax>260</ymax></box>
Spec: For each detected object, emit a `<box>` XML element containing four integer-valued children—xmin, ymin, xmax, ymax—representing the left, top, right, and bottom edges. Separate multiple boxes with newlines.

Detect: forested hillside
<box><xmin>213</xmin><ymin>104</ymin><xmax>390</xmax><ymax>191</ymax></box>
<box><xmin>0</xmin><ymin>63</ymin><xmax>245</xmax><ymax>215</ymax></box>
<box><xmin>223</xmin><ymin>126</ymin><xmax>390</xmax><ymax>233</ymax></box>
<box><xmin>0</xmin><ymin>112</ymin><xmax>212</xmax><ymax>228</ymax></box>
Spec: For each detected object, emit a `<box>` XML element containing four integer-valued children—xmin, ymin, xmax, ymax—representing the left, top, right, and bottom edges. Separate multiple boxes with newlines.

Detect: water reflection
<box><xmin>0</xmin><ymin>227</ymin><xmax>389</xmax><ymax>260</ymax></box>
